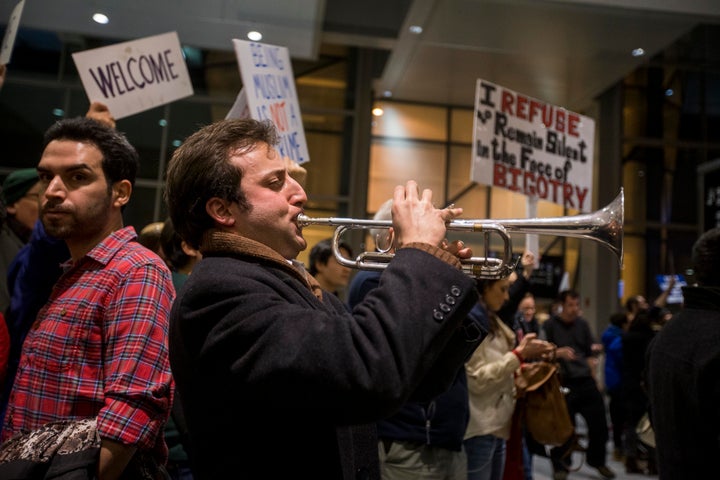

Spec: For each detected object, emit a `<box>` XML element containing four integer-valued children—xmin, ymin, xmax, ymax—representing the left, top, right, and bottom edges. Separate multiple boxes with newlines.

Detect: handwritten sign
<box><xmin>0</xmin><ymin>0</ymin><xmax>25</xmax><ymax>65</ymax></box>
<box><xmin>233</xmin><ymin>39</ymin><xmax>309</xmax><ymax>164</ymax></box>
<box><xmin>71</xmin><ymin>32</ymin><xmax>193</xmax><ymax>120</ymax></box>
<box><xmin>472</xmin><ymin>79</ymin><xmax>595</xmax><ymax>212</ymax></box>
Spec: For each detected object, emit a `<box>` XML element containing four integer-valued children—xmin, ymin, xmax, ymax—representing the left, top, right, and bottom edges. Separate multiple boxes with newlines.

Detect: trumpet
<box><xmin>298</xmin><ymin>189</ymin><xmax>624</xmax><ymax>279</ymax></box>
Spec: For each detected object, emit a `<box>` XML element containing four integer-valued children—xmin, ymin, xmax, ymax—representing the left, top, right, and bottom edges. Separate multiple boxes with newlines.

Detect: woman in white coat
<box><xmin>464</xmin><ymin>277</ymin><xmax>553</xmax><ymax>480</ymax></box>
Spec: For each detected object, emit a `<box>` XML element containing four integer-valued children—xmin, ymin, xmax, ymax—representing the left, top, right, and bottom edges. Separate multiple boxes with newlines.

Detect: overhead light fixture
<box><xmin>92</xmin><ymin>13</ymin><xmax>109</xmax><ymax>25</ymax></box>
<box><xmin>372</xmin><ymin>107</ymin><xmax>384</xmax><ymax>117</ymax></box>
<box><xmin>408</xmin><ymin>25</ymin><xmax>423</xmax><ymax>34</ymax></box>
<box><xmin>631</xmin><ymin>47</ymin><xmax>645</xmax><ymax>57</ymax></box>
<box><xmin>247</xmin><ymin>31</ymin><xmax>263</xmax><ymax>41</ymax></box>
<box><xmin>52</xmin><ymin>108</ymin><xmax>65</xmax><ymax>117</ymax></box>
<box><xmin>158</xmin><ymin>119</ymin><xmax>168</xmax><ymax>127</ymax></box>
<box><xmin>382</xmin><ymin>90</ymin><xmax>393</xmax><ymax>98</ymax></box>
<box><xmin>665</xmin><ymin>88</ymin><xmax>674</xmax><ymax>97</ymax></box>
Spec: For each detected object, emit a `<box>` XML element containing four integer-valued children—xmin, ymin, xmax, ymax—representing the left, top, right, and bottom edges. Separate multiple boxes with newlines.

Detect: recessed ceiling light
<box><xmin>382</xmin><ymin>90</ymin><xmax>392</xmax><ymax>98</ymax></box>
<box><xmin>665</xmin><ymin>88</ymin><xmax>674</xmax><ymax>96</ymax></box>
<box><xmin>92</xmin><ymin>13</ymin><xmax>109</xmax><ymax>25</ymax></box>
<box><xmin>247</xmin><ymin>31</ymin><xmax>263</xmax><ymax>41</ymax></box>
<box><xmin>631</xmin><ymin>47</ymin><xmax>645</xmax><ymax>57</ymax></box>
<box><xmin>158</xmin><ymin>119</ymin><xmax>168</xmax><ymax>127</ymax></box>
<box><xmin>408</xmin><ymin>25</ymin><xmax>423</xmax><ymax>34</ymax></box>
<box><xmin>52</xmin><ymin>108</ymin><xmax>65</xmax><ymax>117</ymax></box>
<box><xmin>372</xmin><ymin>107</ymin><xmax>384</xmax><ymax>117</ymax></box>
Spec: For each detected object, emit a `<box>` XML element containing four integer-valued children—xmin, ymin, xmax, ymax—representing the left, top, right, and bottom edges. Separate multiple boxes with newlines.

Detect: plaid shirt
<box><xmin>1</xmin><ymin>227</ymin><xmax>175</xmax><ymax>462</ymax></box>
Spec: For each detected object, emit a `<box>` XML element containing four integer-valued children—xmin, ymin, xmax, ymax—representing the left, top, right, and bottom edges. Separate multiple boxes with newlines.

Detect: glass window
<box><xmin>371</xmin><ymin>102</ymin><xmax>447</xmax><ymax>141</ymax></box>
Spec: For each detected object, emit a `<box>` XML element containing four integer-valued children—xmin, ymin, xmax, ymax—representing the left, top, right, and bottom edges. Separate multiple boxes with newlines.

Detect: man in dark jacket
<box><xmin>347</xmin><ymin>236</ymin><xmax>486</xmax><ymax>479</ymax></box>
<box><xmin>164</xmin><ymin>118</ymin><xmax>486</xmax><ymax>480</ymax></box>
<box><xmin>646</xmin><ymin>227</ymin><xmax>720</xmax><ymax>479</ymax></box>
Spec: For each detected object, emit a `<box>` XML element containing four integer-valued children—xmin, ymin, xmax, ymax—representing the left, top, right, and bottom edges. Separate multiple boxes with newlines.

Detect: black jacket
<box><xmin>170</xmin><ymin>231</ymin><xmax>483</xmax><ymax>479</ymax></box>
<box><xmin>646</xmin><ymin>286</ymin><xmax>720</xmax><ymax>479</ymax></box>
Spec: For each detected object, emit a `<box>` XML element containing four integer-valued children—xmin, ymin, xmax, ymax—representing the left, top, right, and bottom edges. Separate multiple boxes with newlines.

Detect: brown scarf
<box><xmin>199</xmin><ymin>229</ymin><xmax>325</xmax><ymax>301</ymax></box>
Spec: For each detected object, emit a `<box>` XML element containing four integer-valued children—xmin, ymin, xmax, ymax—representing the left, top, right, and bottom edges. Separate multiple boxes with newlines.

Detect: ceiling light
<box><xmin>631</xmin><ymin>47</ymin><xmax>645</xmax><ymax>57</ymax></box>
<box><xmin>92</xmin><ymin>13</ymin><xmax>109</xmax><ymax>25</ymax></box>
<box><xmin>172</xmin><ymin>140</ymin><xmax>182</xmax><ymax>147</ymax></box>
<box><xmin>158</xmin><ymin>119</ymin><xmax>167</xmax><ymax>127</ymax></box>
<box><xmin>52</xmin><ymin>108</ymin><xmax>64</xmax><ymax>117</ymax></box>
<box><xmin>408</xmin><ymin>25</ymin><xmax>423</xmax><ymax>34</ymax></box>
<box><xmin>382</xmin><ymin>90</ymin><xmax>392</xmax><ymax>98</ymax></box>
<box><xmin>247</xmin><ymin>31</ymin><xmax>263</xmax><ymax>41</ymax></box>
<box><xmin>372</xmin><ymin>107</ymin><xmax>384</xmax><ymax>117</ymax></box>
<box><xmin>665</xmin><ymin>88</ymin><xmax>674</xmax><ymax>96</ymax></box>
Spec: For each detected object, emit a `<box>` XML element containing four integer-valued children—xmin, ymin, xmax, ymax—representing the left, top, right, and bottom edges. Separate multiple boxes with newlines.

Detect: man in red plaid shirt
<box><xmin>0</xmin><ymin>117</ymin><xmax>175</xmax><ymax>479</ymax></box>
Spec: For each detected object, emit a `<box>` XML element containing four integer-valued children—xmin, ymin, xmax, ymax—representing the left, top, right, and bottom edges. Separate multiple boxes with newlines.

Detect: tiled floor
<box><xmin>531</xmin><ymin>448</ymin><xmax>658</xmax><ymax>480</ymax></box>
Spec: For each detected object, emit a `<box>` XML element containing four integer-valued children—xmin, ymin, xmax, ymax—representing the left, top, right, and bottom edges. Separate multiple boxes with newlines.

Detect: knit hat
<box><xmin>2</xmin><ymin>168</ymin><xmax>40</xmax><ymax>206</ymax></box>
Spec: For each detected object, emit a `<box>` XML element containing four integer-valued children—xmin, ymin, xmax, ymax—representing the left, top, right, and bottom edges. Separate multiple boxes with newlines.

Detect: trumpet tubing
<box><xmin>298</xmin><ymin>189</ymin><xmax>624</xmax><ymax>279</ymax></box>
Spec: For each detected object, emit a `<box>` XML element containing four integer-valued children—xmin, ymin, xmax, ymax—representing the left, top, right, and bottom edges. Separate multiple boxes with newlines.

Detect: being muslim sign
<box><xmin>471</xmin><ymin>79</ymin><xmax>595</xmax><ymax>212</ymax></box>
<box><xmin>233</xmin><ymin>39</ymin><xmax>309</xmax><ymax>164</ymax></box>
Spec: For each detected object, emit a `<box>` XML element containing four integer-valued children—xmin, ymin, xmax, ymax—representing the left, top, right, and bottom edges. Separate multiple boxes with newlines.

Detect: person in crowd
<box><xmin>0</xmin><ymin>101</ymin><xmax>118</xmax><ymax>428</ymax></box>
<box><xmin>620</xmin><ymin>307</ymin><xmax>657</xmax><ymax>475</ymax></box>
<box><xmin>646</xmin><ymin>227</ymin><xmax>720</xmax><ymax>479</ymax></box>
<box><xmin>346</xmin><ymin>198</ymin><xmax>479</xmax><ymax>480</ymax></box>
<box><xmin>138</xmin><ymin>221</ymin><xmax>165</xmax><ymax>257</ymax></box>
<box><xmin>164</xmin><ymin>118</ymin><xmax>485</xmax><ymax>479</ymax></box>
<box><xmin>308</xmin><ymin>237</ymin><xmax>353</xmax><ymax>299</ymax></box>
<box><xmin>160</xmin><ymin>217</ymin><xmax>201</xmax><ymax>294</ymax></box>
<box><xmin>0</xmin><ymin>116</ymin><xmax>175</xmax><ymax>479</ymax></box>
<box><xmin>0</xmin><ymin>168</ymin><xmax>41</xmax><ymax>311</ymax></box>
<box><xmin>464</xmin><ymin>277</ymin><xmax>553</xmax><ymax>480</ymax></box>
<box><xmin>601</xmin><ymin>312</ymin><xmax>628</xmax><ymax>462</ymax></box>
<box><xmin>624</xmin><ymin>295</ymin><xmax>648</xmax><ymax>323</ymax></box>
<box><xmin>158</xmin><ymin>217</ymin><xmax>199</xmax><ymax>480</ymax></box>
<box><xmin>0</xmin><ymin>190</ymin><xmax>10</xmax><ymax>385</ymax></box>
<box><xmin>510</xmin><ymin>291</ymin><xmax>545</xmax><ymax>480</ymax></box>
<box><xmin>541</xmin><ymin>290</ymin><xmax>615</xmax><ymax>480</ymax></box>
<box><xmin>497</xmin><ymin>251</ymin><xmax>537</xmax><ymax>330</ymax></box>
<box><xmin>515</xmin><ymin>293</ymin><xmax>541</xmax><ymax>337</ymax></box>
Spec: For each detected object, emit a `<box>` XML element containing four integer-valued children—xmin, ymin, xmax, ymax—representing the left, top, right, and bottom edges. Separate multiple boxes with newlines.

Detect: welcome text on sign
<box><xmin>89</xmin><ymin>49</ymin><xmax>180</xmax><ymax>99</ymax></box>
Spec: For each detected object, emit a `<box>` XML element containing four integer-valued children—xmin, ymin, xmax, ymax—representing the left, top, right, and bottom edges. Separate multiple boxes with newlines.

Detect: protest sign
<box><xmin>72</xmin><ymin>32</ymin><xmax>193</xmax><ymax>119</ymax></box>
<box><xmin>0</xmin><ymin>0</ymin><xmax>25</xmax><ymax>65</ymax></box>
<box><xmin>472</xmin><ymin>79</ymin><xmax>595</xmax><ymax>212</ymax></box>
<box><xmin>233</xmin><ymin>39</ymin><xmax>309</xmax><ymax>164</ymax></box>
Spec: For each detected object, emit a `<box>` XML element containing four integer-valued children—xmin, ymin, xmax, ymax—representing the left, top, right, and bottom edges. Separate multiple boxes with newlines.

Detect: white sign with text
<box><xmin>72</xmin><ymin>32</ymin><xmax>193</xmax><ymax>119</ymax></box>
<box><xmin>233</xmin><ymin>39</ymin><xmax>309</xmax><ymax>164</ymax></box>
<box><xmin>0</xmin><ymin>0</ymin><xmax>26</xmax><ymax>65</ymax></box>
<box><xmin>472</xmin><ymin>79</ymin><xmax>595</xmax><ymax>212</ymax></box>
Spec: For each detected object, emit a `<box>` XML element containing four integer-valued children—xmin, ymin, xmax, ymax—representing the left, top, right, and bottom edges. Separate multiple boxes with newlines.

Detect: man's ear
<box><xmin>206</xmin><ymin>197</ymin><xmax>236</xmax><ymax>227</ymax></box>
<box><xmin>112</xmin><ymin>180</ymin><xmax>132</xmax><ymax>208</ymax></box>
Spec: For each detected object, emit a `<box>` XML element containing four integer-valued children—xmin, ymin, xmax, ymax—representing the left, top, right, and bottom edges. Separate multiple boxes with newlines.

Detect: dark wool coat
<box><xmin>646</xmin><ymin>286</ymin><xmax>720</xmax><ymax>480</ymax></box>
<box><xmin>169</xmin><ymin>231</ymin><xmax>482</xmax><ymax>479</ymax></box>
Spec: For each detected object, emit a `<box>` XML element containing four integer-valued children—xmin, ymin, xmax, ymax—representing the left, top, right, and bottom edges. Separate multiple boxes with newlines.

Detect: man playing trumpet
<box><xmin>164</xmin><ymin>118</ymin><xmax>487</xmax><ymax>480</ymax></box>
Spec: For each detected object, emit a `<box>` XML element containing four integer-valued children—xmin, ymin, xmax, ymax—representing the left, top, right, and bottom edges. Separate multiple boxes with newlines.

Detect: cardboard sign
<box><xmin>72</xmin><ymin>32</ymin><xmax>193</xmax><ymax>120</ymax></box>
<box><xmin>472</xmin><ymin>79</ymin><xmax>595</xmax><ymax>212</ymax></box>
<box><xmin>0</xmin><ymin>0</ymin><xmax>25</xmax><ymax>65</ymax></box>
<box><xmin>233</xmin><ymin>39</ymin><xmax>309</xmax><ymax>164</ymax></box>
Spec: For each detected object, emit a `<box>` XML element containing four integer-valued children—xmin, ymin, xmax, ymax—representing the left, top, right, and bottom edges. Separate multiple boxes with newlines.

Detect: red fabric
<box><xmin>503</xmin><ymin>401</ymin><xmax>525</xmax><ymax>480</ymax></box>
